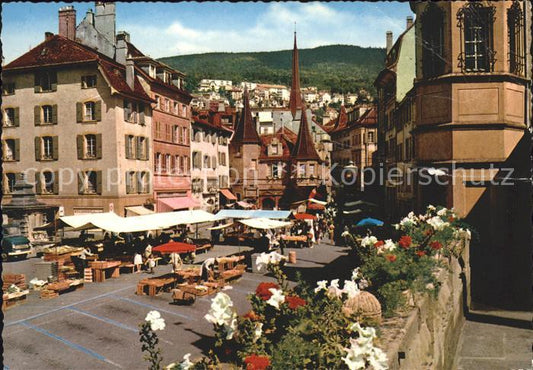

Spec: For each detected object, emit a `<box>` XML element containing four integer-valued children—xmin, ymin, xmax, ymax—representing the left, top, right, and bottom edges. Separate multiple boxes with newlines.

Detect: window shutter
<box><xmin>139</xmin><ymin>108</ymin><xmax>145</xmax><ymax>125</ymax></box>
<box><xmin>76</xmin><ymin>135</ymin><xmax>84</xmax><ymax>159</ymax></box>
<box><xmin>34</xmin><ymin>106</ymin><xmax>41</xmax><ymax>126</ymax></box>
<box><xmin>52</xmin><ymin>136</ymin><xmax>59</xmax><ymax>160</ymax></box>
<box><xmin>135</xmin><ymin>172</ymin><xmax>142</xmax><ymax>194</ymax></box>
<box><xmin>95</xmin><ymin>101</ymin><xmax>102</xmax><ymax>121</ymax></box>
<box><xmin>135</xmin><ymin>137</ymin><xmax>142</xmax><ymax>160</ymax></box>
<box><xmin>126</xmin><ymin>171</ymin><xmax>132</xmax><ymax>194</ymax></box>
<box><xmin>34</xmin><ymin>137</ymin><xmax>41</xmax><ymax>160</ymax></box>
<box><xmin>50</xmin><ymin>72</ymin><xmax>57</xmax><ymax>91</ymax></box>
<box><xmin>52</xmin><ymin>104</ymin><xmax>58</xmax><ymax>124</ymax></box>
<box><xmin>123</xmin><ymin>100</ymin><xmax>129</xmax><ymax>121</ymax></box>
<box><xmin>76</xmin><ymin>102</ymin><xmax>83</xmax><ymax>123</ymax></box>
<box><xmin>144</xmin><ymin>172</ymin><xmax>150</xmax><ymax>193</ymax></box>
<box><xmin>125</xmin><ymin>135</ymin><xmax>131</xmax><ymax>159</ymax></box>
<box><xmin>96</xmin><ymin>171</ymin><xmax>102</xmax><ymax>194</ymax></box>
<box><xmin>53</xmin><ymin>171</ymin><xmax>59</xmax><ymax>194</ymax></box>
<box><xmin>96</xmin><ymin>133</ymin><xmax>103</xmax><ymax>159</ymax></box>
<box><xmin>144</xmin><ymin>138</ymin><xmax>150</xmax><ymax>160</ymax></box>
<box><xmin>78</xmin><ymin>172</ymin><xmax>84</xmax><ymax>194</ymax></box>
<box><xmin>35</xmin><ymin>172</ymin><xmax>42</xmax><ymax>195</ymax></box>
<box><xmin>34</xmin><ymin>74</ymin><xmax>40</xmax><ymax>93</ymax></box>
<box><xmin>14</xmin><ymin>139</ymin><xmax>20</xmax><ymax>161</ymax></box>
<box><xmin>14</xmin><ymin>107</ymin><xmax>20</xmax><ymax>127</ymax></box>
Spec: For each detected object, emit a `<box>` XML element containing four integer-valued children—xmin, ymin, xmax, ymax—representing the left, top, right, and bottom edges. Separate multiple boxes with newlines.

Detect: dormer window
<box><xmin>34</xmin><ymin>70</ymin><xmax>57</xmax><ymax>93</ymax></box>
<box><xmin>271</xmin><ymin>144</ymin><xmax>279</xmax><ymax>155</ymax></box>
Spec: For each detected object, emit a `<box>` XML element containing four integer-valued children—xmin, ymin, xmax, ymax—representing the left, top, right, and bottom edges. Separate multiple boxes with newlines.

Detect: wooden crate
<box><xmin>83</xmin><ymin>268</ymin><xmax>93</xmax><ymax>282</ymax></box>
<box><xmin>40</xmin><ymin>289</ymin><xmax>59</xmax><ymax>299</ymax></box>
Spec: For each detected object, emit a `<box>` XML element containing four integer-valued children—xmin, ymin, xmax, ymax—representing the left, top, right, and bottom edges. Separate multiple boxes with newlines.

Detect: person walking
<box><xmin>329</xmin><ymin>223</ymin><xmax>335</xmax><ymax>243</ymax></box>
<box><xmin>200</xmin><ymin>257</ymin><xmax>217</xmax><ymax>282</ymax></box>
<box><xmin>134</xmin><ymin>252</ymin><xmax>142</xmax><ymax>273</ymax></box>
<box><xmin>170</xmin><ymin>252</ymin><xmax>183</xmax><ymax>274</ymax></box>
<box><xmin>146</xmin><ymin>254</ymin><xmax>156</xmax><ymax>274</ymax></box>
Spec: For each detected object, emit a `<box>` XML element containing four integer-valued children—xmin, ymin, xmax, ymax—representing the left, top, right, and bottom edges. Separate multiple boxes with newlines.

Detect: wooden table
<box><xmin>2</xmin><ymin>290</ymin><xmax>29</xmax><ymax>310</ymax></box>
<box><xmin>137</xmin><ymin>274</ymin><xmax>178</xmax><ymax>296</ymax></box>
<box><xmin>281</xmin><ymin>235</ymin><xmax>309</xmax><ymax>248</ymax></box>
<box><xmin>90</xmin><ymin>261</ymin><xmax>121</xmax><ymax>282</ymax></box>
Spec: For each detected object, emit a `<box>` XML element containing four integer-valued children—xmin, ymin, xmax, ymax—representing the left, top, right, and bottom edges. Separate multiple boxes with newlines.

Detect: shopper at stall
<box><xmin>200</xmin><ymin>257</ymin><xmax>217</xmax><ymax>282</ymax></box>
<box><xmin>134</xmin><ymin>252</ymin><xmax>143</xmax><ymax>273</ymax></box>
<box><xmin>170</xmin><ymin>252</ymin><xmax>183</xmax><ymax>274</ymax></box>
<box><xmin>146</xmin><ymin>254</ymin><xmax>156</xmax><ymax>274</ymax></box>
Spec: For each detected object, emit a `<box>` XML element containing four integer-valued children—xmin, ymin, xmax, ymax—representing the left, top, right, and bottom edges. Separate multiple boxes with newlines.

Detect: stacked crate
<box><xmin>3</xmin><ymin>274</ymin><xmax>27</xmax><ymax>291</ymax></box>
<box><xmin>83</xmin><ymin>268</ymin><xmax>93</xmax><ymax>282</ymax></box>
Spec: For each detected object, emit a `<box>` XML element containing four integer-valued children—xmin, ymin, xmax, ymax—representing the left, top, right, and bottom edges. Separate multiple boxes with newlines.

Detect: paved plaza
<box><xmin>2</xmin><ymin>241</ymin><xmax>350</xmax><ymax>369</ymax></box>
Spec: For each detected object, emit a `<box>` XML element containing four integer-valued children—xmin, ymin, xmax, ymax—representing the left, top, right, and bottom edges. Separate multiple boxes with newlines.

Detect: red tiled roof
<box><xmin>232</xmin><ymin>88</ymin><xmax>261</xmax><ymax>145</ymax></box>
<box><xmin>192</xmin><ymin>117</ymin><xmax>233</xmax><ymax>135</ymax></box>
<box><xmin>292</xmin><ymin>104</ymin><xmax>321</xmax><ymax>162</ymax></box>
<box><xmin>4</xmin><ymin>34</ymin><xmax>152</xmax><ymax>102</ymax></box>
<box><xmin>327</xmin><ymin>107</ymin><xmax>377</xmax><ymax>134</ymax></box>
<box><xmin>259</xmin><ymin>128</ymin><xmax>297</xmax><ymax>161</ymax></box>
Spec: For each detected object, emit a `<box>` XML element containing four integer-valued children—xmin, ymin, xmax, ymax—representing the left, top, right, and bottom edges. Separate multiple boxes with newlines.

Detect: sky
<box><xmin>2</xmin><ymin>1</ymin><xmax>414</xmax><ymax>63</ymax></box>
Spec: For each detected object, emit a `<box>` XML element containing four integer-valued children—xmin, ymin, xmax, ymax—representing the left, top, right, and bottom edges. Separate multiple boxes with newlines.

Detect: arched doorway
<box><xmin>261</xmin><ymin>197</ymin><xmax>275</xmax><ymax>210</ymax></box>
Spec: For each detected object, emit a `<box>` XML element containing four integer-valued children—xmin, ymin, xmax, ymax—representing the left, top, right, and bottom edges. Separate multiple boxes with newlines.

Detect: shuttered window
<box><xmin>77</xmin><ymin>101</ymin><xmax>101</xmax><ymax>122</ymax></box>
<box><xmin>3</xmin><ymin>108</ymin><xmax>19</xmax><ymax>127</ymax></box>
<box><xmin>3</xmin><ymin>139</ymin><xmax>19</xmax><ymax>161</ymax></box>
<box><xmin>78</xmin><ymin>171</ymin><xmax>102</xmax><ymax>194</ymax></box>
<box><xmin>34</xmin><ymin>71</ymin><xmax>57</xmax><ymax>93</ymax></box>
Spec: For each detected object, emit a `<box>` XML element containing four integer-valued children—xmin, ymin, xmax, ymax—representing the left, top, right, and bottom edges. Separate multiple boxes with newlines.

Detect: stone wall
<box><xmin>385</xmin><ymin>254</ymin><xmax>466</xmax><ymax>370</ymax></box>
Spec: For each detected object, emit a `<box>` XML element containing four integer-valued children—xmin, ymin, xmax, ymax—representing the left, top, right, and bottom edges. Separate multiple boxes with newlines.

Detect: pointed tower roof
<box><xmin>335</xmin><ymin>105</ymin><xmax>348</xmax><ymax>129</ymax></box>
<box><xmin>291</xmin><ymin>101</ymin><xmax>321</xmax><ymax>162</ymax></box>
<box><xmin>233</xmin><ymin>87</ymin><xmax>261</xmax><ymax>145</ymax></box>
<box><xmin>289</xmin><ymin>32</ymin><xmax>303</xmax><ymax>118</ymax></box>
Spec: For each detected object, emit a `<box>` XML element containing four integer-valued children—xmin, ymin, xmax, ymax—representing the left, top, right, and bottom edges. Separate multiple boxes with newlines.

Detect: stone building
<box><xmin>374</xmin><ymin>16</ymin><xmax>416</xmax><ymax>219</ymax></box>
<box><xmin>122</xmin><ymin>37</ymin><xmax>194</xmax><ymax>212</ymax></box>
<box><xmin>2</xmin><ymin>32</ymin><xmax>153</xmax><ymax>216</ymax></box>
<box><xmin>376</xmin><ymin>1</ymin><xmax>531</xmax><ymax>309</ymax></box>
<box><xmin>190</xmin><ymin>118</ymin><xmax>233</xmax><ymax>212</ymax></box>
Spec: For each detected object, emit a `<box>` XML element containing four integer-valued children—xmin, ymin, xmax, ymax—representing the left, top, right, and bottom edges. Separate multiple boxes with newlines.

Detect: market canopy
<box><xmin>152</xmin><ymin>242</ymin><xmax>196</xmax><ymax>254</ymax></box>
<box><xmin>237</xmin><ymin>201</ymin><xmax>254</xmax><ymax>208</ymax></box>
<box><xmin>207</xmin><ymin>222</ymin><xmax>234</xmax><ymax>230</ymax></box>
<box><xmin>215</xmin><ymin>210</ymin><xmax>291</xmax><ymax>220</ymax></box>
<box><xmin>125</xmin><ymin>206</ymin><xmax>154</xmax><ymax>216</ymax></box>
<box><xmin>293</xmin><ymin>213</ymin><xmax>317</xmax><ymax>220</ymax></box>
<box><xmin>220</xmin><ymin>189</ymin><xmax>237</xmax><ymax>201</ymax></box>
<box><xmin>239</xmin><ymin>218</ymin><xmax>292</xmax><ymax>230</ymax></box>
<box><xmin>355</xmin><ymin>217</ymin><xmax>384</xmax><ymax>227</ymax></box>
<box><xmin>57</xmin><ymin>210</ymin><xmax>217</xmax><ymax>233</ymax></box>
<box><xmin>157</xmin><ymin>196</ymin><xmax>200</xmax><ymax>212</ymax></box>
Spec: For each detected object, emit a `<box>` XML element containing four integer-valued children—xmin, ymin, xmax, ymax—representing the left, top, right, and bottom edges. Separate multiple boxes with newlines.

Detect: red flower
<box><xmin>244</xmin><ymin>354</ymin><xmax>270</xmax><ymax>370</ymax></box>
<box><xmin>430</xmin><ymin>241</ymin><xmax>442</xmax><ymax>250</ymax></box>
<box><xmin>424</xmin><ymin>229</ymin><xmax>433</xmax><ymax>236</ymax></box>
<box><xmin>243</xmin><ymin>311</ymin><xmax>261</xmax><ymax>321</ymax></box>
<box><xmin>399</xmin><ymin>235</ymin><xmax>412</xmax><ymax>249</ymax></box>
<box><xmin>448</xmin><ymin>216</ymin><xmax>455</xmax><ymax>222</ymax></box>
<box><xmin>286</xmin><ymin>296</ymin><xmax>307</xmax><ymax>310</ymax></box>
<box><xmin>385</xmin><ymin>254</ymin><xmax>397</xmax><ymax>262</ymax></box>
<box><xmin>374</xmin><ymin>240</ymin><xmax>384</xmax><ymax>248</ymax></box>
<box><xmin>416</xmin><ymin>250</ymin><xmax>426</xmax><ymax>257</ymax></box>
<box><xmin>255</xmin><ymin>282</ymin><xmax>280</xmax><ymax>301</ymax></box>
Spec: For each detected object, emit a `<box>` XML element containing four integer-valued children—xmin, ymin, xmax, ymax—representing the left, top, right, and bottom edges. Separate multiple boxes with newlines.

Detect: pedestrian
<box><xmin>144</xmin><ymin>244</ymin><xmax>152</xmax><ymax>259</ymax></box>
<box><xmin>200</xmin><ymin>257</ymin><xmax>217</xmax><ymax>282</ymax></box>
<box><xmin>211</xmin><ymin>222</ymin><xmax>221</xmax><ymax>245</ymax></box>
<box><xmin>170</xmin><ymin>252</ymin><xmax>182</xmax><ymax>274</ymax></box>
<box><xmin>329</xmin><ymin>223</ymin><xmax>335</xmax><ymax>242</ymax></box>
<box><xmin>146</xmin><ymin>254</ymin><xmax>156</xmax><ymax>274</ymax></box>
<box><xmin>134</xmin><ymin>252</ymin><xmax>142</xmax><ymax>273</ymax></box>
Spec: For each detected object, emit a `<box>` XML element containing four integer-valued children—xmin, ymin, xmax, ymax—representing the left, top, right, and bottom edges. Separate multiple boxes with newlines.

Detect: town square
<box><xmin>1</xmin><ymin>1</ymin><xmax>531</xmax><ymax>369</ymax></box>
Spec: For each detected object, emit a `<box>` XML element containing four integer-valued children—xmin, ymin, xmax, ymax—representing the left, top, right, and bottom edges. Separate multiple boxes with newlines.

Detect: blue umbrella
<box><xmin>356</xmin><ymin>217</ymin><xmax>384</xmax><ymax>227</ymax></box>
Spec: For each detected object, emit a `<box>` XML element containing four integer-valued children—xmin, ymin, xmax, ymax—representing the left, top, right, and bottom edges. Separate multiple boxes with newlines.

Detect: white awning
<box><xmin>59</xmin><ymin>210</ymin><xmax>217</xmax><ymax>233</ymax></box>
<box><xmin>308</xmin><ymin>198</ymin><xmax>327</xmax><ymax>205</ymax></box>
<box><xmin>125</xmin><ymin>206</ymin><xmax>154</xmax><ymax>216</ymax></box>
<box><xmin>239</xmin><ymin>218</ymin><xmax>292</xmax><ymax>230</ymax></box>
<box><xmin>207</xmin><ymin>222</ymin><xmax>234</xmax><ymax>230</ymax></box>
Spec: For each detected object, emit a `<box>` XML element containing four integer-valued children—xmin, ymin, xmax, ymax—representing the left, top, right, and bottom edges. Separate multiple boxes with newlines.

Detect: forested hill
<box><xmin>158</xmin><ymin>44</ymin><xmax>385</xmax><ymax>95</ymax></box>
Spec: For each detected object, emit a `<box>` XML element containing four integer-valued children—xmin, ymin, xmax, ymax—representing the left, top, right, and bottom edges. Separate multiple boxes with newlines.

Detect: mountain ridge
<box><xmin>158</xmin><ymin>44</ymin><xmax>386</xmax><ymax>95</ymax></box>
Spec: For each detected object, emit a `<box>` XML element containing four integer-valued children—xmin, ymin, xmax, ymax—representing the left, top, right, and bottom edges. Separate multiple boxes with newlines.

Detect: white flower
<box><xmin>384</xmin><ymin>239</ymin><xmax>396</xmax><ymax>252</ymax></box>
<box><xmin>266</xmin><ymin>288</ymin><xmax>285</xmax><ymax>310</ymax></box>
<box><xmin>359</xmin><ymin>278</ymin><xmax>369</xmax><ymax>290</ymax></box>
<box><xmin>425</xmin><ymin>283</ymin><xmax>435</xmax><ymax>290</ymax></box>
<box><xmin>177</xmin><ymin>353</ymin><xmax>194</xmax><ymax>370</ymax></box>
<box><xmin>368</xmin><ymin>347</ymin><xmax>389</xmax><ymax>370</ymax></box>
<box><xmin>327</xmin><ymin>279</ymin><xmax>343</xmax><ymax>298</ymax></box>
<box><xmin>360</xmin><ymin>236</ymin><xmax>378</xmax><ymax>248</ymax></box>
<box><xmin>342</xmin><ymin>337</ymin><xmax>367</xmax><ymax>370</ymax></box>
<box><xmin>437</xmin><ymin>208</ymin><xmax>447</xmax><ymax>217</ymax></box>
<box><xmin>253</xmin><ymin>322</ymin><xmax>263</xmax><ymax>343</ymax></box>
<box><xmin>351</xmin><ymin>267</ymin><xmax>361</xmax><ymax>281</ymax></box>
<box><xmin>226</xmin><ymin>317</ymin><xmax>238</xmax><ymax>340</ymax></box>
<box><xmin>427</xmin><ymin>216</ymin><xmax>449</xmax><ymax>231</ymax></box>
<box><xmin>427</xmin><ymin>205</ymin><xmax>436</xmax><ymax>212</ymax></box>
<box><xmin>314</xmin><ymin>280</ymin><xmax>328</xmax><ymax>293</ymax></box>
<box><xmin>204</xmin><ymin>292</ymin><xmax>236</xmax><ymax>327</ymax></box>
<box><xmin>145</xmin><ymin>310</ymin><xmax>166</xmax><ymax>331</ymax></box>
<box><xmin>393</xmin><ymin>223</ymin><xmax>400</xmax><ymax>230</ymax></box>
<box><xmin>343</xmin><ymin>280</ymin><xmax>360</xmax><ymax>298</ymax></box>
<box><xmin>255</xmin><ymin>251</ymin><xmax>287</xmax><ymax>272</ymax></box>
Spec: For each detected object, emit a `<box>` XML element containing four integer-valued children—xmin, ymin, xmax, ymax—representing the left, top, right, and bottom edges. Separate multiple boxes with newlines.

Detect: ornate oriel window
<box><xmin>421</xmin><ymin>3</ymin><xmax>445</xmax><ymax>77</ymax></box>
<box><xmin>457</xmin><ymin>2</ymin><xmax>496</xmax><ymax>72</ymax></box>
<box><xmin>508</xmin><ymin>1</ymin><xmax>524</xmax><ymax>76</ymax></box>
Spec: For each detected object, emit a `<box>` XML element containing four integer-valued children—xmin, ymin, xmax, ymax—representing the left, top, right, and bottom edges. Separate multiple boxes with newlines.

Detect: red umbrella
<box><xmin>152</xmin><ymin>242</ymin><xmax>196</xmax><ymax>254</ymax></box>
<box><xmin>293</xmin><ymin>213</ymin><xmax>317</xmax><ymax>220</ymax></box>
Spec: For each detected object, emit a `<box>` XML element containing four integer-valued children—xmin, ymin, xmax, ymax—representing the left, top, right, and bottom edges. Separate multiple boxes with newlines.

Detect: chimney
<box><xmin>406</xmin><ymin>16</ymin><xmax>413</xmax><ymax>29</ymax></box>
<box><xmin>126</xmin><ymin>58</ymin><xmax>135</xmax><ymax>90</ymax></box>
<box><xmin>58</xmin><ymin>6</ymin><xmax>76</xmax><ymax>40</ymax></box>
<box><xmin>95</xmin><ymin>2</ymin><xmax>116</xmax><ymax>44</ymax></box>
<box><xmin>386</xmin><ymin>31</ymin><xmax>393</xmax><ymax>53</ymax></box>
<box><xmin>115</xmin><ymin>31</ymin><xmax>130</xmax><ymax>65</ymax></box>
<box><xmin>86</xmin><ymin>9</ymin><xmax>95</xmax><ymax>25</ymax></box>
<box><xmin>45</xmin><ymin>32</ymin><xmax>54</xmax><ymax>41</ymax></box>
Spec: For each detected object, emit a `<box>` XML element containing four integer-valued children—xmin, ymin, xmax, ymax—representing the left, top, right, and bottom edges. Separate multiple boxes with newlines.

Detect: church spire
<box><xmin>292</xmin><ymin>100</ymin><xmax>321</xmax><ymax>162</ymax></box>
<box><xmin>289</xmin><ymin>31</ymin><xmax>302</xmax><ymax>118</ymax></box>
<box><xmin>232</xmin><ymin>87</ymin><xmax>261</xmax><ymax>145</ymax></box>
